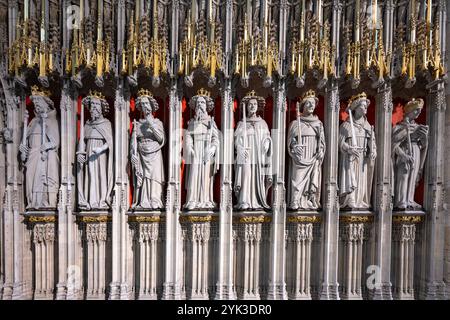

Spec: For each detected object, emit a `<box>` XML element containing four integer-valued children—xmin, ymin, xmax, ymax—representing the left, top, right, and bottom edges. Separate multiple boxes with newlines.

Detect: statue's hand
<box><xmin>348</xmin><ymin>146</ymin><xmax>363</xmax><ymax>159</ymax></box>
<box><xmin>40</xmin><ymin>142</ymin><xmax>55</xmax><ymax>152</ymax></box>
<box><xmin>204</xmin><ymin>147</ymin><xmax>215</xmax><ymax>163</ymax></box>
<box><xmin>292</xmin><ymin>144</ymin><xmax>304</xmax><ymax>159</ymax></box>
<box><xmin>239</xmin><ymin>147</ymin><xmax>250</xmax><ymax>162</ymax></box>
<box><xmin>77</xmin><ymin>153</ymin><xmax>86</xmax><ymax>164</ymax></box>
<box><xmin>92</xmin><ymin>146</ymin><xmax>103</xmax><ymax>155</ymax></box>
<box><xmin>19</xmin><ymin>143</ymin><xmax>29</xmax><ymax>158</ymax></box>
<box><xmin>263</xmin><ymin>140</ymin><xmax>270</xmax><ymax>153</ymax></box>
<box><xmin>131</xmin><ymin>154</ymin><xmax>139</xmax><ymax>168</ymax></box>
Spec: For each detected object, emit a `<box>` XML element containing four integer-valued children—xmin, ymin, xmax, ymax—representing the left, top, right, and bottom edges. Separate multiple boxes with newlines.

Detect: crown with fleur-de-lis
<box><xmin>196</xmin><ymin>88</ymin><xmax>211</xmax><ymax>97</ymax></box>
<box><xmin>88</xmin><ymin>90</ymin><xmax>106</xmax><ymax>101</ymax></box>
<box><xmin>31</xmin><ymin>85</ymin><xmax>50</xmax><ymax>97</ymax></box>
<box><xmin>347</xmin><ymin>92</ymin><xmax>368</xmax><ymax>108</ymax></box>
<box><xmin>137</xmin><ymin>88</ymin><xmax>153</xmax><ymax>98</ymax></box>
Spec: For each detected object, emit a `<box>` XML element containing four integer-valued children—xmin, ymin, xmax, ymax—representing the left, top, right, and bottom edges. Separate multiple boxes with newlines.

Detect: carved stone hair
<box><xmin>82</xmin><ymin>95</ymin><xmax>110</xmax><ymax>116</ymax></box>
<box><xmin>30</xmin><ymin>95</ymin><xmax>55</xmax><ymax>109</ymax></box>
<box><xmin>189</xmin><ymin>94</ymin><xmax>215</xmax><ymax>112</ymax></box>
<box><xmin>135</xmin><ymin>95</ymin><xmax>159</xmax><ymax>112</ymax></box>
<box><xmin>241</xmin><ymin>90</ymin><xmax>266</xmax><ymax>111</ymax></box>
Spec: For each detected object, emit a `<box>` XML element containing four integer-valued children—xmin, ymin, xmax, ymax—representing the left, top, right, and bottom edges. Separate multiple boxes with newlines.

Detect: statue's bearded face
<box><xmin>141</xmin><ymin>97</ymin><xmax>153</xmax><ymax>116</ymax></box>
<box><xmin>33</xmin><ymin>97</ymin><xmax>49</xmax><ymax>115</ymax></box>
<box><xmin>354</xmin><ymin>99</ymin><xmax>368</xmax><ymax>118</ymax></box>
<box><xmin>195</xmin><ymin>97</ymin><xmax>207</xmax><ymax>116</ymax></box>
<box><xmin>90</xmin><ymin>98</ymin><xmax>103</xmax><ymax>119</ymax></box>
<box><xmin>247</xmin><ymin>99</ymin><xmax>258</xmax><ymax>114</ymax></box>
<box><xmin>303</xmin><ymin>98</ymin><xmax>317</xmax><ymax>114</ymax></box>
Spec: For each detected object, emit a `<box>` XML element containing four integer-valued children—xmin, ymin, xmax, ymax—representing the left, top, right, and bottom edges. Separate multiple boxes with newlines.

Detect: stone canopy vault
<box><xmin>0</xmin><ymin>0</ymin><xmax>449</xmax><ymax>300</ymax></box>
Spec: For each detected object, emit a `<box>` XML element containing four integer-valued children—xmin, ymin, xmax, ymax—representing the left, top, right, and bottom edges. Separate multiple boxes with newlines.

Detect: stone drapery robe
<box><xmin>130</xmin><ymin>117</ymin><xmax>165</xmax><ymax>209</ymax></box>
<box><xmin>392</xmin><ymin>120</ymin><xmax>428</xmax><ymax>209</ymax></box>
<box><xmin>24</xmin><ymin>110</ymin><xmax>60</xmax><ymax>209</ymax></box>
<box><xmin>287</xmin><ymin>115</ymin><xmax>325</xmax><ymax>210</ymax></box>
<box><xmin>338</xmin><ymin>117</ymin><xmax>376</xmax><ymax>209</ymax></box>
<box><xmin>234</xmin><ymin>116</ymin><xmax>272</xmax><ymax>210</ymax></box>
<box><xmin>184</xmin><ymin>115</ymin><xmax>220</xmax><ymax>209</ymax></box>
<box><xmin>79</xmin><ymin>118</ymin><xmax>114</xmax><ymax>210</ymax></box>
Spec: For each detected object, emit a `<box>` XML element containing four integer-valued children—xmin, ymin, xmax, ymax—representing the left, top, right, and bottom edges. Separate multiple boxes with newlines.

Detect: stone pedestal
<box><xmin>180</xmin><ymin>211</ymin><xmax>218</xmax><ymax>300</ymax></box>
<box><xmin>233</xmin><ymin>211</ymin><xmax>271</xmax><ymax>300</ymax></box>
<box><xmin>286</xmin><ymin>212</ymin><xmax>321</xmax><ymax>300</ymax></box>
<box><xmin>128</xmin><ymin>212</ymin><xmax>163</xmax><ymax>300</ymax></box>
<box><xmin>78</xmin><ymin>212</ymin><xmax>111</xmax><ymax>300</ymax></box>
<box><xmin>338</xmin><ymin>214</ymin><xmax>373</xmax><ymax>300</ymax></box>
<box><xmin>391</xmin><ymin>212</ymin><xmax>423</xmax><ymax>300</ymax></box>
<box><xmin>25</xmin><ymin>213</ymin><xmax>57</xmax><ymax>300</ymax></box>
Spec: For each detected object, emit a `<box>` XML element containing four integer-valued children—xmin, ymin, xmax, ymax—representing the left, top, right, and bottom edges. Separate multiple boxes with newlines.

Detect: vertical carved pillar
<box><xmin>267</xmin><ymin>80</ymin><xmax>288</xmax><ymax>300</ymax></box>
<box><xmin>339</xmin><ymin>217</ymin><xmax>371</xmax><ymax>300</ymax></box>
<box><xmin>420</xmin><ymin>80</ymin><xmax>447</xmax><ymax>299</ymax></box>
<box><xmin>29</xmin><ymin>217</ymin><xmax>56</xmax><ymax>299</ymax></box>
<box><xmin>320</xmin><ymin>82</ymin><xmax>340</xmax><ymax>300</ymax></box>
<box><xmin>392</xmin><ymin>217</ymin><xmax>420</xmax><ymax>300</ymax></box>
<box><xmin>56</xmin><ymin>82</ymin><xmax>79</xmax><ymax>300</ymax></box>
<box><xmin>82</xmin><ymin>218</ymin><xmax>110</xmax><ymax>299</ymax></box>
<box><xmin>215</xmin><ymin>0</ymin><xmax>236</xmax><ymax>299</ymax></box>
<box><xmin>111</xmin><ymin>83</ymin><xmax>131</xmax><ymax>300</ymax></box>
<box><xmin>372</xmin><ymin>83</ymin><xmax>393</xmax><ymax>300</ymax></box>
<box><xmin>163</xmin><ymin>81</ymin><xmax>183</xmax><ymax>300</ymax></box>
<box><xmin>286</xmin><ymin>216</ymin><xmax>320</xmax><ymax>299</ymax></box>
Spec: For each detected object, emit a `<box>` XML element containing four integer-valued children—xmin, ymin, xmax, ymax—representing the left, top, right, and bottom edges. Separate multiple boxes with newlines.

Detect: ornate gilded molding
<box><xmin>392</xmin><ymin>215</ymin><xmax>423</xmax><ymax>224</ymax></box>
<box><xmin>179</xmin><ymin>215</ymin><xmax>218</xmax><ymax>223</ymax></box>
<box><xmin>26</xmin><ymin>215</ymin><xmax>57</xmax><ymax>223</ymax></box>
<box><xmin>287</xmin><ymin>215</ymin><xmax>322</xmax><ymax>224</ymax></box>
<box><xmin>339</xmin><ymin>215</ymin><xmax>374</xmax><ymax>224</ymax></box>
<box><xmin>129</xmin><ymin>215</ymin><xmax>162</xmax><ymax>223</ymax></box>
<box><xmin>78</xmin><ymin>216</ymin><xmax>112</xmax><ymax>223</ymax></box>
<box><xmin>233</xmin><ymin>215</ymin><xmax>272</xmax><ymax>224</ymax></box>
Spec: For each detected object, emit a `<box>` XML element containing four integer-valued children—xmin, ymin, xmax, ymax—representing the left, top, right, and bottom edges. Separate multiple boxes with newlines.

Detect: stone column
<box><xmin>215</xmin><ymin>0</ymin><xmax>236</xmax><ymax>300</ymax></box>
<box><xmin>56</xmin><ymin>82</ymin><xmax>80</xmax><ymax>300</ymax></box>
<box><xmin>162</xmin><ymin>81</ymin><xmax>183</xmax><ymax>299</ymax></box>
<box><xmin>319</xmin><ymin>81</ymin><xmax>340</xmax><ymax>300</ymax></box>
<box><xmin>371</xmin><ymin>83</ymin><xmax>393</xmax><ymax>300</ymax></box>
<box><xmin>420</xmin><ymin>80</ymin><xmax>447</xmax><ymax>299</ymax></box>
<box><xmin>267</xmin><ymin>80</ymin><xmax>287</xmax><ymax>300</ymax></box>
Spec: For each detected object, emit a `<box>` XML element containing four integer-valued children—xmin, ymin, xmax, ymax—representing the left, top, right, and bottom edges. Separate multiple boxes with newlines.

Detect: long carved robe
<box><xmin>184</xmin><ymin>115</ymin><xmax>220</xmax><ymax>209</ymax></box>
<box><xmin>338</xmin><ymin>117</ymin><xmax>376</xmax><ymax>209</ymax></box>
<box><xmin>24</xmin><ymin>110</ymin><xmax>60</xmax><ymax>209</ymax></box>
<box><xmin>80</xmin><ymin>118</ymin><xmax>114</xmax><ymax>209</ymax></box>
<box><xmin>130</xmin><ymin>117</ymin><xmax>165</xmax><ymax>209</ymax></box>
<box><xmin>392</xmin><ymin>121</ymin><xmax>428</xmax><ymax>209</ymax></box>
<box><xmin>234</xmin><ymin>116</ymin><xmax>272</xmax><ymax>210</ymax></box>
<box><xmin>287</xmin><ymin>115</ymin><xmax>325</xmax><ymax>210</ymax></box>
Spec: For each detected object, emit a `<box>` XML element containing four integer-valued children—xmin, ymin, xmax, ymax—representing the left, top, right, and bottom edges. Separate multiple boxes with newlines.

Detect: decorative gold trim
<box><xmin>339</xmin><ymin>215</ymin><xmax>373</xmax><ymax>224</ymax></box>
<box><xmin>287</xmin><ymin>216</ymin><xmax>321</xmax><ymax>223</ymax></box>
<box><xmin>78</xmin><ymin>216</ymin><xmax>112</xmax><ymax>223</ymax></box>
<box><xmin>26</xmin><ymin>216</ymin><xmax>57</xmax><ymax>223</ymax></box>
<box><xmin>129</xmin><ymin>216</ymin><xmax>162</xmax><ymax>223</ymax></box>
<box><xmin>392</xmin><ymin>215</ymin><xmax>423</xmax><ymax>224</ymax></box>
<box><xmin>179</xmin><ymin>215</ymin><xmax>218</xmax><ymax>223</ymax></box>
<box><xmin>233</xmin><ymin>215</ymin><xmax>272</xmax><ymax>224</ymax></box>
